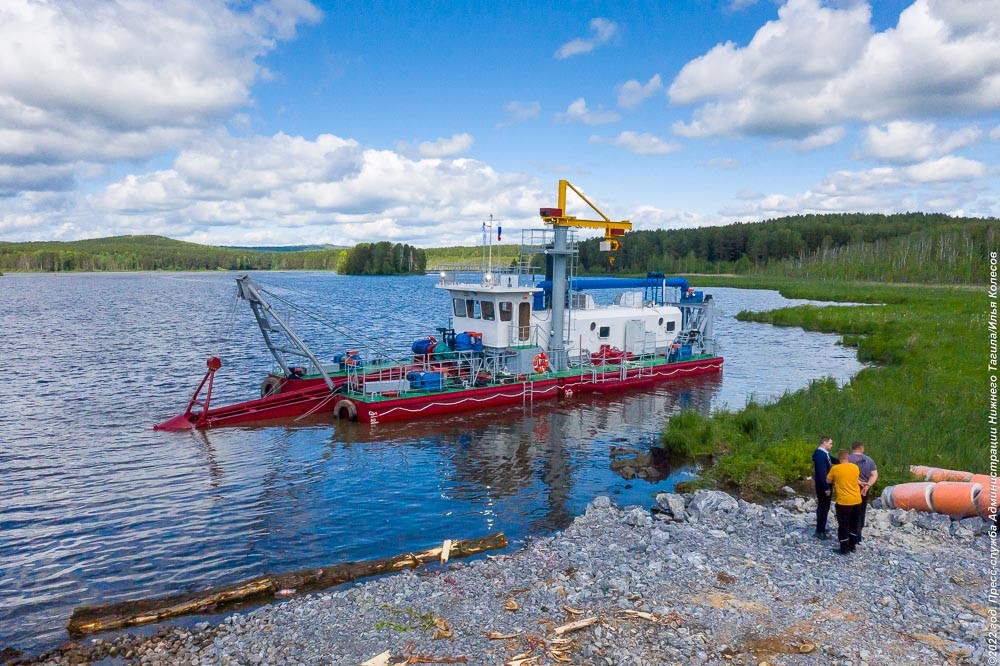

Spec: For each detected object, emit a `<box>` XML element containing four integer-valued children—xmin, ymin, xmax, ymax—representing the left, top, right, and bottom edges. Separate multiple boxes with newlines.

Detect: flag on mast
<box><xmin>481</xmin><ymin>221</ymin><xmax>487</xmax><ymax>246</ymax></box>
<box><xmin>497</xmin><ymin>224</ymin><xmax>502</xmax><ymax>241</ymax></box>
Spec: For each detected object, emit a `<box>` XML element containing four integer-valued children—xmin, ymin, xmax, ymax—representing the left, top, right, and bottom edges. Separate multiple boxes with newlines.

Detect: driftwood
<box><xmin>68</xmin><ymin>532</ymin><xmax>507</xmax><ymax>637</ymax></box>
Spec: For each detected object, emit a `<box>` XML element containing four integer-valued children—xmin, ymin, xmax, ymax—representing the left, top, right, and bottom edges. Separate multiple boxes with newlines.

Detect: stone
<box><xmin>623</xmin><ymin>507</ymin><xmax>653</xmax><ymax>528</ymax></box>
<box><xmin>782</xmin><ymin>486</ymin><xmax>796</xmax><ymax>496</ymax></box>
<box><xmin>655</xmin><ymin>492</ymin><xmax>688</xmax><ymax>521</ymax></box>
<box><xmin>913</xmin><ymin>512</ymin><xmax>951</xmax><ymax>533</ymax></box>
<box><xmin>889</xmin><ymin>509</ymin><xmax>914</xmax><ymax>526</ymax></box>
<box><xmin>687</xmin><ymin>490</ymin><xmax>739</xmax><ymax>523</ymax></box>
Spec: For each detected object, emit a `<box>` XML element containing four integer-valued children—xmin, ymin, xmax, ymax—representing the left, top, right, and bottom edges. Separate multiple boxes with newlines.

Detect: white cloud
<box><xmin>616</xmin><ymin>74</ymin><xmax>663</xmax><ymax>109</ymax></box>
<box><xmin>554</xmin><ymin>18</ymin><xmax>619</xmax><ymax>59</ymax></box>
<box><xmin>589</xmin><ymin>131</ymin><xmax>681</xmax><ymax>155</ymax></box>
<box><xmin>629</xmin><ymin>205</ymin><xmax>713</xmax><ymax>231</ymax></box>
<box><xmin>901</xmin><ymin>155</ymin><xmax>986</xmax><ymax>182</ymax></box>
<box><xmin>991</xmin><ymin>125</ymin><xmax>1000</xmax><ymax>140</ymax></box>
<box><xmin>774</xmin><ymin>126</ymin><xmax>846</xmax><ymax>151</ymax></box>
<box><xmin>721</xmin><ymin>156</ymin><xmax>994</xmax><ymax>219</ymax></box>
<box><xmin>555</xmin><ymin>98</ymin><xmax>621</xmax><ymax>125</ymax></box>
<box><xmin>498</xmin><ymin>101</ymin><xmax>541</xmax><ymax>128</ymax></box>
<box><xmin>0</xmin><ymin>132</ymin><xmax>547</xmax><ymax>246</ymax></box>
<box><xmin>0</xmin><ymin>0</ymin><xmax>320</xmax><ymax>193</ymax></box>
<box><xmin>397</xmin><ymin>133</ymin><xmax>474</xmax><ymax>158</ymax></box>
<box><xmin>670</xmin><ymin>0</ymin><xmax>1000</xmax><ymax>139</ymax></box>
<box><xmin>860</xmin><ymin>121</ymin><xmax>983</xmax><ymax>163</ymax></box>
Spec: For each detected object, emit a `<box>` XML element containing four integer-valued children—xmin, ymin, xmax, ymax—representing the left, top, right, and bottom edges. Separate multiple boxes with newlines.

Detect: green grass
<box><xmin>661</xmin><ymin>276</ymin><xmax>986</xmax><ymax>495</ymax></box>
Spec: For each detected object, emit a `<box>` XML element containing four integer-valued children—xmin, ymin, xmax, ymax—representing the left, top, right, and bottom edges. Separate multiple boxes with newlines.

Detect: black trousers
<box><xmin>835</xmin><ymin>503</ymin><xmax>862</xmax><ymax>552</ymax></box>
<box><xmin>857</xmin><ymin>491</ymin><xmax>869</xmax><ymax>537</ymax></box>
<box><xmin>815</xmin><ymin>488</ymin><xmax>832</xmax><ymax>534</ymax></box>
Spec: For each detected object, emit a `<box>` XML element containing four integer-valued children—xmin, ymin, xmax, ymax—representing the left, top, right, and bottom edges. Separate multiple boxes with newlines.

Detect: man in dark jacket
<box><xmin>849</xmin><ymin>441</ymin><xmax>878</xmax><ymax>543</ymax></box>
<box><xmin>813</xmin><ymin>436</ymin><xmax>834</xmax><ymax>539</ymax></box>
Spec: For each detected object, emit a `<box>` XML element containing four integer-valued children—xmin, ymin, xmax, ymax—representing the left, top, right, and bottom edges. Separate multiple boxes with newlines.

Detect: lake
<box><xmin>0</xmin><ymin>272</ymin><xmax>864</xmax><ymax>654</ymax></box>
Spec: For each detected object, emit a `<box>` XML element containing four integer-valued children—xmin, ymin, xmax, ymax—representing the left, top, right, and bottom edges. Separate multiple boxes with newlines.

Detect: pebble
<box><xmin>22</xmin><ymin>494</ymin><xmax>991</xmax><ymax>666</ymax></box>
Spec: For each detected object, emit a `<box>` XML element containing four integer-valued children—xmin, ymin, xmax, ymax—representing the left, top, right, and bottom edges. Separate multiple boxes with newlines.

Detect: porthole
<box><xmin>658</xmin><ymin>317</ymin><xmax>664</xmax><ymax>326</ymax></box>
<box><xmin>590</xmin><ymin>322</ymin><xmax>596</xmax><ymax>331</ymax></box>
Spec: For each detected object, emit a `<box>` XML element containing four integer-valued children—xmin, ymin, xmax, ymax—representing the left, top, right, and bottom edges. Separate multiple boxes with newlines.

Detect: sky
<box><xmin>0</xmin><ymin>0</ymin><xmax>998</xmax><ymax>247</ymax></box>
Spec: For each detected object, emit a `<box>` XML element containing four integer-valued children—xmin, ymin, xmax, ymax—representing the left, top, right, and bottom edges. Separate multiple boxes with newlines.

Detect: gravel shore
<box><xmin>21</xmin><ymin>491</ymin><xmax>993</xmax><ymax>666</ymax></box>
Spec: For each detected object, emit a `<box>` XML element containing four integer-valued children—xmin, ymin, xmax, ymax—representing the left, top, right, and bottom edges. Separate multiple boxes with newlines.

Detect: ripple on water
<box><xmin>0</xmin><ymin>273</ymin><xmax>865</xmax><ymax>653</ymax></box>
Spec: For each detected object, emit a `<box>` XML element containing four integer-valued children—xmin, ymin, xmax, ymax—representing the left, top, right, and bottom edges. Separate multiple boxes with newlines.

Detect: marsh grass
<box><xmin>662</xmin><ymin>277</ymin><xmax>986</xmax><ymax>495</ymax></box>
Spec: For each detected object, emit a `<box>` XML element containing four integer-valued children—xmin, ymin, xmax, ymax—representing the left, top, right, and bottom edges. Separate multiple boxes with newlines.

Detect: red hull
<box><xmin>350</xmin><ymin>357</ymin><xmax>723</xmax><ymax>423</ymax></box>
<box><xmin>155</xmin><ymin>357</ymin><xmax>722</xmax><ymax>430</ymax></box>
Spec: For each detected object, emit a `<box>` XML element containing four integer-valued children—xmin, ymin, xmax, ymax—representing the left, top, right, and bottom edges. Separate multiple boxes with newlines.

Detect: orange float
<box><xmin>977</xmin><ymin>487</ymin><xmax>998</xmax><ymax>521</ymax></box>
<box><xmin>884</xmin><ymin>482</ymin><xmax>936</xmax><ymax>512</ymax></box>
<box><xmin>970</xmin><ymin>474</ymin><xmax>995</xmax><ymax>488</ymax></box>
<box><xmin>928</xmin><ymin>482</ymin><xmax>981</xmax><ymax>519</ymax></box>
<box><xmin>925</xmin><ymin>467</ymin><xmax>974</xmax><ymax>482</ymax></box>
<box><xmin>909</xmin><ymin>465</ymin><xmax>934</xmax><ymax>480</ymax></box>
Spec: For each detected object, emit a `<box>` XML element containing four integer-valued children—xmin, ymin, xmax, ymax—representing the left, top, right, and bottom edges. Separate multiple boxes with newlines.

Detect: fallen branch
<box><xmin>552</xmin><ymin>617</ymin><xmax>599</xmax><ymax>635</ymax></box>
<box><xmin>68</xmin><ymin>533</ymin><xmax>507</xmax><ymax>637</ymax></box>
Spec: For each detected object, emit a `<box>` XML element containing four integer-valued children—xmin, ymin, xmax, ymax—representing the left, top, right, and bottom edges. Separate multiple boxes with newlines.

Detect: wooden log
<box><xmin>68</xmin><ymin>532</ymin><xmax>507</xmax><ymax>637</ymax></box>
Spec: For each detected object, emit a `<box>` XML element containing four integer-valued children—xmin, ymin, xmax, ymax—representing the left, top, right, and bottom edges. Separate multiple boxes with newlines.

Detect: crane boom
<box><xmin>539</xmin><ymin>179</ymin><xmax>632</xmax><ymax>253</ymax></box>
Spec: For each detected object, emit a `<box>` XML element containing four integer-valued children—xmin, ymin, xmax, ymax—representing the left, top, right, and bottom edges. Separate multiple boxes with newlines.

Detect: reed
<box><xmin>662</xmin><ymin>277</ymin><xmax>986</xmax><ymax>495</ymax></box>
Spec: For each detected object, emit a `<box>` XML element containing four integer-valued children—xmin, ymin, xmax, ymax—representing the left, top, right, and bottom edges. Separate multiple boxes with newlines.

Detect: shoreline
<box><xmin>17</xmin><ymin>491</ymin><xmax>990</xmax><ymax>665</ymax></box>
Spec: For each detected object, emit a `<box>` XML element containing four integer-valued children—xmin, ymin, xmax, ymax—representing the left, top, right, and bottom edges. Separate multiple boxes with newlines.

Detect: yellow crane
<box><xmin>539</xmin><ymin>179</ymin><xmax>632</xmax><ymax>262</ymax></box>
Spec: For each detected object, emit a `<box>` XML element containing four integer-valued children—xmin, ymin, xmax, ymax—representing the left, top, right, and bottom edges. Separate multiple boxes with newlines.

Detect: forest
<box><xmin>576</xmin><ymin>212</ymin><xmax>996</xmax><ymax>284</ymax></box>
<box><xmin>335</xmin><ymin>242</ymin><xmax>427</xmax><ymax>275</ymax></box>
<box><xmin>0</xmin><ymin>235</ymin><xmax>343</xmax><ymax>272</ymax></box>
<box><xmin>2</xmin><ymin>213</ymin><xmax>994</xmax><ymax>283</ymax></box>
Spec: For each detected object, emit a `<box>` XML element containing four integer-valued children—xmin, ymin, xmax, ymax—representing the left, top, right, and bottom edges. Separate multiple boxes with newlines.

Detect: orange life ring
<box><xmin>533</xmin><ymin>352</ymin><xmax>549</xmax><ymax>373</ymax></box>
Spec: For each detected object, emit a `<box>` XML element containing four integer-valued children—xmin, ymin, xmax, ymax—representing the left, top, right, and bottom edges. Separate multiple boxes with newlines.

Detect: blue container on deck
<box><xmin>454</xmin><ymin>332</ymin><xmax>483</xmax><ymax>352</ymax></box>
<box><xmin>678</xmin><ymin>345</ymin><xmax>692</xmax><ymax>360</ymax></box>
<box><xmin>411</xmin><ymin>338</ymin><xmax>435</xmax><ymax>356</ymax></box>
<box><xmin>407</xmin><ymin>371</ymin><xmax>443</xmax><ymax>390</ymax></box>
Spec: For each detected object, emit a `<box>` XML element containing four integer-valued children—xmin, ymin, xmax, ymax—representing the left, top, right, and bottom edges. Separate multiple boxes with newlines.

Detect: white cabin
<box><xmin>438</xmin><ymin>277</ymin><xmax>683</xmax><ymax>358</ymax></box>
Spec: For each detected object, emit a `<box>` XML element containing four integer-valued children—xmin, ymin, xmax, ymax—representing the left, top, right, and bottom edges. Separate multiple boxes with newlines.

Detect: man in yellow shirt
<box><xmin>826</xmin><ymin>449</ymin><xmax>862</xmax><ymax>554</ymax></box>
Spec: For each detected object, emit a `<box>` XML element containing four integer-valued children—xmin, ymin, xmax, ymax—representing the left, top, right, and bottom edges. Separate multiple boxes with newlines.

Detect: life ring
<box><xmin>533</xmin><ymin>352</ymin><xmax>549</xmax><ymax>373</ymax></box>
<box><xmin>334</xmin><ymin>399</ymin><xmax>358</xmax><ymax>421</ymax></box>
<box><xmin>260</xmin><ymin>377</ymin><xmax>282</xmax><ymax>398</ymax></box>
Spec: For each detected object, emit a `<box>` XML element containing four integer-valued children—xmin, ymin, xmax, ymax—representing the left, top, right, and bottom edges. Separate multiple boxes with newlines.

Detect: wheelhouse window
<box><xmin>481</xmin><ymin>301</ymin><xmax>495</xmax><ymax>321</ymax></box>
<box><xmin>598</xmin><ymin>326</ymin><xmax>611</xmax><ymax>339</ymax></box>
<box><xmin>453</xmin><ymin>298</ymin><xmax>465</xmax><ymax>317</ymax></box>
<box><xmin>666</xmin><ymin>321</ymin><xmax>676</xmax><ymax>332</ymax></box>
<box><xmin>466</xmin><ymin>299</ymin><xmax>481</xmax><ymax>319</ymax></box>
<box><xmin>499</xmin><ymin>301</ymin><xmax>513</xmax><ymax>322</ymax></box>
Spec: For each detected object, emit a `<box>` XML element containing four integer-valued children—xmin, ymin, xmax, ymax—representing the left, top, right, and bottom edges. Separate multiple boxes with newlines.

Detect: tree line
<box><xmin>0</xmin><ymin>235</ymin><xmax>344</xmax><ymax>272</ymax></box>
<box><xmin>335</xmin><ymin>242</ymin><xmax>427</xmax><ymax>275</ymax></box>
<box><xmin>577</xmin><ymin>213</ymin><xmax>996</xmax><ymax>284</ymax></box>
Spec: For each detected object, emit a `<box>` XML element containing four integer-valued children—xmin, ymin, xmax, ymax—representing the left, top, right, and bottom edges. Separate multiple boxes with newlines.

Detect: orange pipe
<box><xmin>929</xmin><ymin>482</ymin><xmax>981</xmax><ymax>519</ymax></box>
<box><xmin>909</xmin><ymin>465</ymin><xmax>933</xmax><ymax>480</ymax></box>
<box><xmin>885</xmin><ymin>482</ymin><xmax>936</xmax><ymax>512</ymax></box>
<box><xmin>970</xmin><ymin>474</ymin><xmax>995</xmax><ymax>488</ymax></box>
<box><xmin>925</xmin><ymin>467</ymin><xmax>974</xmax><ymax>482</ymax></box>
<box><xmin>977</xmin><ymin>486</ymin><xmax>998</xmax><ymax>521</ymax></box>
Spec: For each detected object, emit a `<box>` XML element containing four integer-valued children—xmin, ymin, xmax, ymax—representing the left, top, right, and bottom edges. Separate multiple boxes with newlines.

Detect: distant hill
<box><xmin>224</xmin><ymin>244</ymin><xmax>347</xmax><ymax>252</ymax></box>
<box><xmin>0</xmin><ymin>235</ymin><xmax>344</xmax><ymax>272</ymax></box>
<box><xmin>575</xmin><ymin>212</ymin><xmax>997</xmax><ymax>284</ymax></box>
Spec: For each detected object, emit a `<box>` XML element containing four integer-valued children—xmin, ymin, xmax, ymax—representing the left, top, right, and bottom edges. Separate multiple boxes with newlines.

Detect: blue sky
<box><xmin>0</xmin><ymin>0</ymin><xmax>997</xmax><ymax>246</ymax></box>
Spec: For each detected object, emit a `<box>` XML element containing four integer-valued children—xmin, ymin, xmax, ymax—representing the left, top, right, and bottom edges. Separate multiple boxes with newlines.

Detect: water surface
<box><xmin>0</xmin><ymin>272</ymin><xmax>863</xmax><ymax>652</ymax></box>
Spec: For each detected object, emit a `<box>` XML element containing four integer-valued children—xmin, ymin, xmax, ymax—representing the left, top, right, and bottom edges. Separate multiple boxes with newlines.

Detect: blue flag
<box><xmin>497</xmin><ymin>224</ymin><xmax>502</xmax><ymax>241</ymax></box>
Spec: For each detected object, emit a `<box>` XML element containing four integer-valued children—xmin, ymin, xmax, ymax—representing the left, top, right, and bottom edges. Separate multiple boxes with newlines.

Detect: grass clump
<box><xmin>662</xmin><ymin>277</ymin><xmax>986</xmax><ymax>494</ymax></box>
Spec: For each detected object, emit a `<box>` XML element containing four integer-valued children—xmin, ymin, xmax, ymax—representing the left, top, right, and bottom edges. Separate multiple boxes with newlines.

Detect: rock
<box><xmin>591</xmin><ymin>496</ymin><xmax>612</xmax><ymax>510</ymax></box>
<box><xmin>687</xmin><ymin>490</ymin><xmax>739</xmax><ymax>524</ymax></box>
<box><xmin>623</xmin><ymin>507</ymin><xmax>653</xmax><ymax>528</ymax></box>
<box><xmin>959</xmin><ymin>516</ymin><xmax>992</xmax><ymax>536</ymax></box>
<box><xmin>889</xmin><ymin>508</ymin><xmax>915</xmax><ymax>526</ymax></box>
<box><xmin>655</xmin><ymin>492</ymin><xmax>687</xmax><ymax>521</ymax></box>
<box><xmin>913</xmin><ymin>512</ymin><xmax>951</xmax><ymax>533</ymax></box>
<box><xmin>782</xmin><ymin>486</ymin><xmax>796</xmax><ymax>496</ymax></box>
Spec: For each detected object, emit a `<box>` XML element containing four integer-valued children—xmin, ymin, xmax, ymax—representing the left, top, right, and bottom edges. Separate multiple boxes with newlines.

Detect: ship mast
<box><xmin>539</xmin><ymin>180</ymin><xmax>632</xmax><ymax>371</ymax></box>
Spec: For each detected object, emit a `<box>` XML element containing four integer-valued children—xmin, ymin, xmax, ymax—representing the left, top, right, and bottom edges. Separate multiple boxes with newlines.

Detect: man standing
<box><xmin>849</xmin><ymin>441</ymin><xmax>878</xmax><ymax>543</ymax></box>
<box><xmin>827</xmin><ymin>449</ymin><xmax>863</xmax><ymax>554</ymax></box>
<box><xmin>812</xmin><ymin>436</ymin><xmax>834</xmax><ymax>539</ymax></box>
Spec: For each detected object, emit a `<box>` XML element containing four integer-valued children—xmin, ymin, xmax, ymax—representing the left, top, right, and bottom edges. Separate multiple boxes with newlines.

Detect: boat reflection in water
<box><xmin>215</xmin><ymin>372</ymin><xmax>724</xmax><ymax>544</ymax></box>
